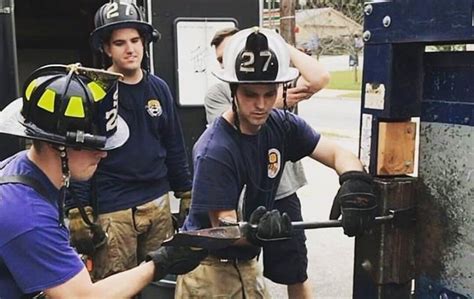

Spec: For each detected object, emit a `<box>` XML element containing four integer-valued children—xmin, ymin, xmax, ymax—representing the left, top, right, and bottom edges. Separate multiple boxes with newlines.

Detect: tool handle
<box><xmin>291</xmin><ymin>214</ymin><xmax>394</xmax><ymax>230</ymax></box>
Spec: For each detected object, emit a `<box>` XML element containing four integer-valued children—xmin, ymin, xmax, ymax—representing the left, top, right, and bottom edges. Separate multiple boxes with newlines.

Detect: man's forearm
<box><xmin>93</xmin><ymin>262</ymin><xmax>154</xmax><ymax>298</ymax></box>
<box><xmin>333</xmin><ymin>149</ymin><xmax>364</xmax><ymax>175</ymax></box>
<box><xmin>288</xmin><ymin>44</ymin><xmax>330</xmax><ymax>93</ymax></box>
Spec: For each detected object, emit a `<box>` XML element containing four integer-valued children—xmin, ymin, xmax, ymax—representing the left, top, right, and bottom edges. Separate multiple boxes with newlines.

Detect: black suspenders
<box><xmin>0</xmin><ymin>175</ymin><xmax>49</xmax><ymax>299</ymax></box>
<box><xmin>0</xmin><ymin>175</ymin><xmax>48</xmax><ymax>198</ymax></box>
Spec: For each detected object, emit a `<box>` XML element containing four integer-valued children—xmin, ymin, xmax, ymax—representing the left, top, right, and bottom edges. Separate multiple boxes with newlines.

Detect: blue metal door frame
<box><xmin>358</xmin><ymin>1</ymin><xmax>474</xmax><ymax>298</ymax></box>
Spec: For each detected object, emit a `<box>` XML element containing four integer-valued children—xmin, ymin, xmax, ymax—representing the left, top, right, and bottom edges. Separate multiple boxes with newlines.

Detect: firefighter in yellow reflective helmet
<box><xmin>0</xmin><ymin>64</ymin><xmax>205</xmax><ymax>299</ymax></box>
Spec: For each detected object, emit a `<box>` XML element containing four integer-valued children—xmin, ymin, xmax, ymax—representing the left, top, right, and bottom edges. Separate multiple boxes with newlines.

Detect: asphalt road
<box><xmin>265</xmin><ymin>92</ymin><xmax>361</xmax><ymax>298</ymax></box>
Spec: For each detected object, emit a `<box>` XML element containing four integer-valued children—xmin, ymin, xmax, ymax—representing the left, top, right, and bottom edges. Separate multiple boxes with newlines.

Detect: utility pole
<box><xmin>280</xmin><ymin>0</ymin><xmax>295</xmax><ymax>45</ymax></box>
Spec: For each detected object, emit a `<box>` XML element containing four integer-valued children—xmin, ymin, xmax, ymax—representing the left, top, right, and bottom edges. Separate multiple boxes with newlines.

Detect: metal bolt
<box><xmin>405</xmin><ymin>161</ymin><xmax>412</xmax><ymax>167</ymax></box>
<box><xmin>433</xmin><ymin>114</ymin><xmax>438</xmax><ymax>120</ymax></box>
<box><xmin>361</xmin><ymin>259</ymin><xmax>372</xmax><ymax>272</ymax></box>
<box><xmin>364</xmin><ymin>4</ymin><xmax>373</xmax><ymax>16</ymax></box>
<box><xmin>464</xmin><ymin>117</ymin><xmax>470</xmax><ymax>124</ymax></box>
<box><xmin>383</xmin><ymin>16</ymin><xmax>391</xmax><ymax>27</ymax></box>
<box><xmin>363</xmin><ymin>30</ymin><xmax>371</xmax><ymax>42</ymax></box>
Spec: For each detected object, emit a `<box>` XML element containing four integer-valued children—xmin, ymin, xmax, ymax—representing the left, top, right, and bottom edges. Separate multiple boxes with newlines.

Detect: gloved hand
<box><xmin>242</xmin><ymin>206</ymin><xmax>293</xmax><ymax>246</ymax></box>
<box><xmin>67</xmin><ymin>206</ymin><xmax>107</xmax><ymax>255</ymax></box>
<box><xmin>145</xmin><ymin>246</ymin><xmax>207</xmax><ymax>281</ymax></box>
<box><xmin>330</xmin><ymin>171</ymin><xmax>377</xmax><ymax>237</ymax></box>
<box><xmin>174</xmin><ymin>190</ymin><xmax>191</xmax><ymax>227</ymax></box>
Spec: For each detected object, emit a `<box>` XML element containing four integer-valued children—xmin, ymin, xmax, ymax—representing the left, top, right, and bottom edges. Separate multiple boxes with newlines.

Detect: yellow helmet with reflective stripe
<box><xmin>0</xmin><ymin>64</ymin><xmax>129</xmax><ymax>150</ymax></box>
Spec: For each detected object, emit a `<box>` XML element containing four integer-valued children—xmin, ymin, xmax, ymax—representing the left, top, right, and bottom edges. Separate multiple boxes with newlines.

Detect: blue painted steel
<box><xmin>423</xmin><ymin>52</ymin><xmax>474</xmax><ymax>126</ymax></box>
<box><xmin>359</xmin><ymin>1</ymin><xmax>474</xmax><ymax>298</ymax></box>
<box><xmin>364</xmin><ymin>0</ymin><xmax>474</xmax><ymax>44</ymax></box>
<box><xmin>362</xmin><ymin>44</ymin><xmax>392</xmax><ymax>104</ymax></box>
<box><xmin>421</xmin><ymin>101</ymin><xmax>473</xmax><ymax>126</ymax></box>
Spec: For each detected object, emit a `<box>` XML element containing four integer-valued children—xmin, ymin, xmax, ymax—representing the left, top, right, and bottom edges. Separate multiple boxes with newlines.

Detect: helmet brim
<box><xmin>212</xmin><ymin>67</ymin><xmax>299</xmax><ymax>84</ymax></box>
<box><xmin>90</xmin><ymin>21</ymin><xmax>160</xmax><ymax>51</ymax></box>
<box><xmin>0</xmin><ymin>98</ymin><xmax>129</xmax><ymax>151</ymax></box>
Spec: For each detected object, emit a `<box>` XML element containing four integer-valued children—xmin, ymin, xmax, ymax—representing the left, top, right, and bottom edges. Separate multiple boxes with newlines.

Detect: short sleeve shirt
<box><xmin>184</xmin><ymin>109</ymin><xmax>320</xmax><ymax>231</ymax></box>
<box><xmin>0</xmin><ymin>151</ymin><xmax>84</xmax><ymax>298</ymax></box>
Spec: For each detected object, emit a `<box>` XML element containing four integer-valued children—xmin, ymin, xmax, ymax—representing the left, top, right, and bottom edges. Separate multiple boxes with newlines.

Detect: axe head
<box><xmin>162</xmin><ymin>226</ymin><xmax>242</xmax><ymax>250</ymax></box>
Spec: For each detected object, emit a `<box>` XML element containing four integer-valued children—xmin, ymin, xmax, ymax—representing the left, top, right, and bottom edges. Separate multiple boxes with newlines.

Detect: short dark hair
<box><xmin>31</xmin><ymin>140</ymin><xmax>45</xmax><ymax>152</ymax></box>
<box><xmin>103</xmin><ymin>27</ymin><xmax>146</xmax><ymax>45</ymax></box>
<box><xmin>210</xmin><ymin>27</ymin><xmax>239</xmax><ymax>48</ymax></box>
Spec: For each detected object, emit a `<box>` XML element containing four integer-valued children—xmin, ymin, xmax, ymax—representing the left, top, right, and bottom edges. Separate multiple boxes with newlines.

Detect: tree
<box><xmin>296</xmin><ymin>0</ymin><xmax>364</xmax><ymax>83</ymax></box>
<box><xmin>300</xmin><ymin>0</ymin><xmax>364</xmax><ymax>25</ymax></box>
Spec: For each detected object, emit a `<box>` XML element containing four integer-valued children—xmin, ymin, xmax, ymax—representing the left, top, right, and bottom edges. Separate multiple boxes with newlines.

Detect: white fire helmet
<box><xmin>213</xmin><ymin>27</ymin><xmax>299</xmax><ymax>84</ymax></box>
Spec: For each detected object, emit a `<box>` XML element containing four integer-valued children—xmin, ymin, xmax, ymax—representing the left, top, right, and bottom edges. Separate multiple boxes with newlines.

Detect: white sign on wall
<box><xmin>174</xmin><ymin>18</ymin><xmax>237</xmax><ymax>106</ymax></box>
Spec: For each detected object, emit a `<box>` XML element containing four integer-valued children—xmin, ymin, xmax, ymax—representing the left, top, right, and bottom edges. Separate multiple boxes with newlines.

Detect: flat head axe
<box><xmin>162</xmin><ymin>208</ymin><xmax>414</xmax><ymax>250</ymax></box>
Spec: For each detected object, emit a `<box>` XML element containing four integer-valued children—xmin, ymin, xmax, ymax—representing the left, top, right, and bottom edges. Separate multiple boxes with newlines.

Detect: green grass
<box><xmin>327</xmin><ymin>70</ymin><xmax>363</xmax><ymax>91</ymax></box>
<box><xmin>340</xmin><ymin>91</ymin><xmax>362</xmax><ymax>99</ymax></box>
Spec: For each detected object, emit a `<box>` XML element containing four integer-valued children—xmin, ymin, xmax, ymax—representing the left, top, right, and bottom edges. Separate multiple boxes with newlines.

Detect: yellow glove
<box><xmin>68</xmin><ymin>207</ymin><xmax>106</xmax><ymax>255</ymax></box>
<box><xmin>174</xmin><ymin>191</ymin><xmax>191</xmax><ymax>227</ymax></box>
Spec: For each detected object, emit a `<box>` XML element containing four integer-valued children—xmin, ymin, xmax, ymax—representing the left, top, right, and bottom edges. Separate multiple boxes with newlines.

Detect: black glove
<box><xmin>242</xmin><ymin>206</ymin><xmax>293</xmax><ymax>246</ymax></box>
<box><xmin>145</xmin><ymin>246</ymin><xmax>207</xmax><ymax>281</ymax></box>
<box><xmin>68</xmin><ymin>207</ymin><xmax>107</xmax><ymax>255</ymax></box>
<box><xmin>330</xmin><ymin>171</ymin><xmax>377</xmax><ymax>237</ymax></box>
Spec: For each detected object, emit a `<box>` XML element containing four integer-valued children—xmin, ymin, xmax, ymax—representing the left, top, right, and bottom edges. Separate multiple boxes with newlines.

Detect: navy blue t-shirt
<box><xmin>0</xmin><ymin>151</ymin><xmax>84</xmax><ymax>298</ymax></box>
<box><xmin>68</xmin><ymin>74</ymin><xmax>192</xmax><ymax>213</ymax></box>
<box><xmin>183</xmin><ymin>109</ymin><xmax>320</xmax><ymax>259</ymax></box>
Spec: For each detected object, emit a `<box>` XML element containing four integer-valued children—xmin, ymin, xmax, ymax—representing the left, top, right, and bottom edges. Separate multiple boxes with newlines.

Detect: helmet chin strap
<box><xmin>58</xmin><ymin>146</ymin><xmax>71</xmax><ymax>188</ymax></box>
<box><xmin>99</xmin><ymin>48</ymin><xmax>107</xmax><ymax>70</ymax></box>
<box><xmin>55</xmin><ymin>145</ymin><xmax>101</xmax><ymax>230</ymax></box>
<box><xmin>56</xmin><ymin>145</ymin><xmax>70</xmax><ymax>226</ymax></box>
<box><xmin>282</xmin><ymin>82</ymin><xmax>289</xmax><ymax>112</ymax></box>
<box><xmin>229</xmin><ymin>84</ymin><xmax>241</xmax><ymax>132</ymax></box>
<box><xmin>282</xmin><ymin>82</ymin><xmax>290</xmax><ymax>132</ymax></box>
<box><xmin>231</xmin><ymin>98</ymin><xmax>241</xmax><ymax>133</ymax></box>
<box><xmin>143</xmin><ymin>47</ymin><xmax>151</xmax><ymax>75</ymax></box>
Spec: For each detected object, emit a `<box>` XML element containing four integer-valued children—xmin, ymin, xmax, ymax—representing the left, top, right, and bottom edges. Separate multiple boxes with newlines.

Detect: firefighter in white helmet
<box><xmin>175</xmin><ymin>27</ymin><xmax>377</xmax><ymax>297</ymax></box>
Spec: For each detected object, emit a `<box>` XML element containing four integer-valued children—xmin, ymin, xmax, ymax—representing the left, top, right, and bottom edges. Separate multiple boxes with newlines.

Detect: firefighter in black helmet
<box><xmin>90</xmin><ymin>0</ymin><xmax>160</xmax><ymax>71</ymax></box>
<box><xmin>0</xmin><ymin>64</ymin><xmax>206</xmax><ymax>299</ymax></box>
<box><xmin>66</xmin><ymin>0</ymin><xmax>194</xmax><ymax>281</ymax></box>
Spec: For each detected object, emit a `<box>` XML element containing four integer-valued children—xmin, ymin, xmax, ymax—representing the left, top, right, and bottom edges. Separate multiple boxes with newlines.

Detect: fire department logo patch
<box><xmin>267</xmin><ymin>148</ymin><xmax>281</xmax><ymax>179</ymax></box>
<box><xmin>145</xmin><ymin>99</ymin><xmax>162</xmax><ymax>117</ymax></box>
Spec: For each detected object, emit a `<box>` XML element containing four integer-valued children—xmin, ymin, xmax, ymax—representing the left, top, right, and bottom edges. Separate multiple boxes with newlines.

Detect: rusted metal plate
<box><xmin>376</xmin><ymin>178</ymin><xmax>416</xmax><ymax>285</ymax></box>
<box><xmin>353</xmin><ymin>176</ymin><xmax>417</xmax><ymax>299</ymax></box>
<box><xmin>416</xmin><ymin>122</ymin><xmax>474</xmax><ymax>298</ymax></box>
